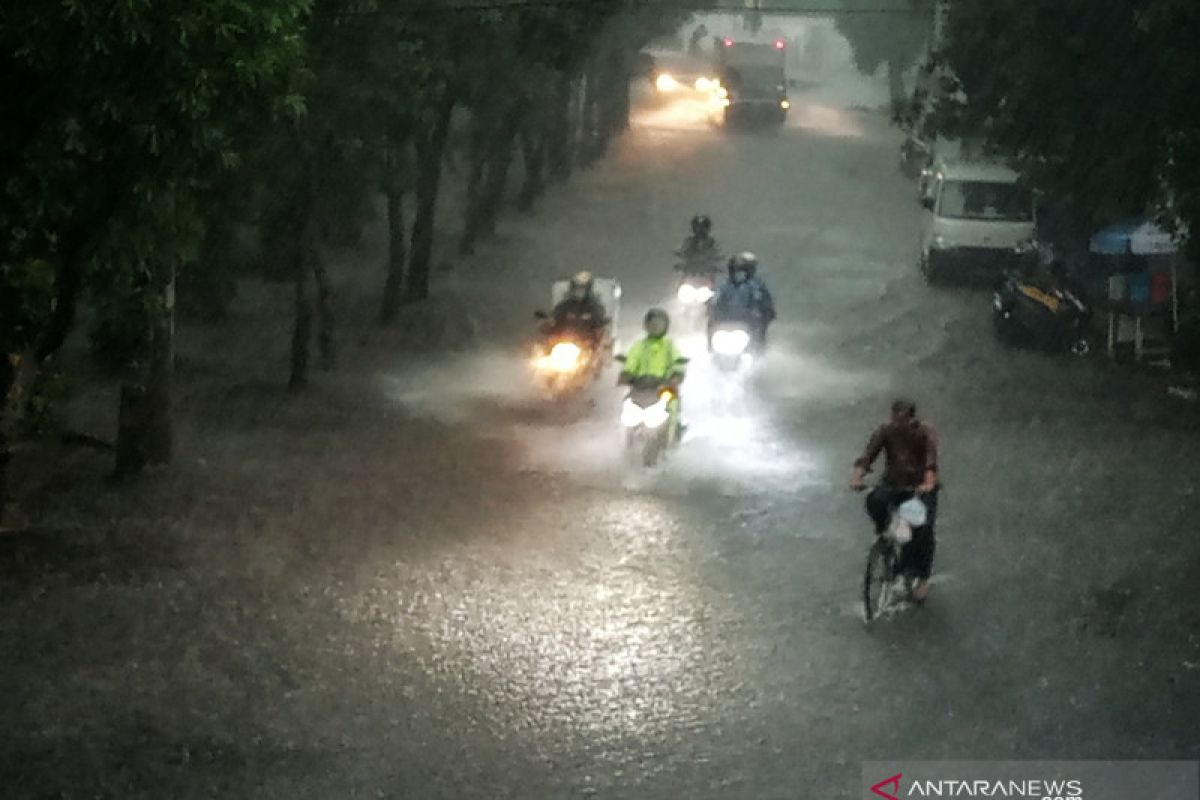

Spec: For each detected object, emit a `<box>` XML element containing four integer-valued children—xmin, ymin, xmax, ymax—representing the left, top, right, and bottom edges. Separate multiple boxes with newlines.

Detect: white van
<box><xmin>919</xmin><ymin>160</ymin><xmax>1037</xmax><ymax>283</ymax></box>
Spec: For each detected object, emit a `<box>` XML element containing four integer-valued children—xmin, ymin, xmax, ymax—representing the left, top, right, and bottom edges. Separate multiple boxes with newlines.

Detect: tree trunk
<box><xmin>459</xmin><ymin>109</ymin><xmax>491</xmax><ymax>255</ymax></box>
<box><xmin>0</xmin><ymin>437</ymin><xmax>8</xmax><ymax>527</ymax></box>
<box><xmin>579</xmin><ymin>65</ymin><xmax>602</xmax><ymax>167</ymax></box>
<box><xmin>289</xmin><ymin>155</ymin><xmax>319</xmax><ymax>389</ymax></box>
<box><xmin>547</xmin><ymin>70</ymin><xmax>574</xmax><ymax>183</ymax></box>
<box><xmin>113</xmin><ymin>270</ymin><xmax>175</xmax><ymax>477</ymax></box>
<box><xmin>597</xmin><ymin>44</ymin><xmax>628</xmax><ymax>142</ymax></box>
<box><xmin>313</xmin><ymin>256</ymin><xmax>336</xmax><ymax>371</ymax></box>
<box><xmin>474</xmin><ymin>99</ymin><xmax>526</xmax><ymax>239</ymax></box>
<box><xmin>887</xmin><ymin>58</ymin><xmax>907</xmax><ymax>117</ymax></box>
<box><xmin>380</xmin><ymin>137</ymin><xmax>408</xmax><ymax>324</ymax></box>
<box><xmin>289</xmin><ymin>247</ymin><xmax>312</xmax><ymax>392</ymax></box>
<box><xmin>613</xmin><ymin>48</ymin><xmax>632</xmax><ymax>135</ymax></box>
<box><xmin>0</xmin><ymin>355</ymin><xmax>16</xmax><ymax>527</ymax></box>
<box><xmin>114</xmin><ymin>382</ymin><xmax>148</xmax><ymax>479</ymax></box>
<box><xmin>0</xmin><ymin>348</ymin><xmax>42</xmax><ymax>523</ymax></box>
<box><xmin>463</xmin><ymin>111</ymin><xmax>488</xmax><ymax>211</ymax></box>
<box><xmin>408</xmin><ymin>89</ymin><xmax>456</xmax><ymax>302</ymax></box>
<box><xmin>144</xmin><ymin>272</ymin><xmax>174</xmax><ymax>465</ymax></box>
<box><xmin>35</xmin><ymin>182</ymin><xmax>124</xmax><ymax>362</ymax></box>
<box><xmin>516</xmin><ymin>125</ymin><xmax>546</xmax><ymax>212</ymax></box>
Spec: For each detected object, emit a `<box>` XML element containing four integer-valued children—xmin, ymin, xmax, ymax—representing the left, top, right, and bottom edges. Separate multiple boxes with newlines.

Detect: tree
<box><xmin>831</xmin><ymin>0</ymin><xmax>933</xmax><ymax>113</ymax></box>
<box><xmin>936</xmin><ymin>0</ymin><xmax>1198</xmax><ymax>252</ymax></box>
<box><xmin>0</xmin><ymin>0</ymin><xmax>309</xmax><ymax>492</ymax></box>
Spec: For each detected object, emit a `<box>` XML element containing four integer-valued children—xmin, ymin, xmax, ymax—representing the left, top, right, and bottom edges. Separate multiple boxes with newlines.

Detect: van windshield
<box><xmin>938</xmin><ymin>179</ymin><xmax>1033</xmax><ymax>221</ymax></box>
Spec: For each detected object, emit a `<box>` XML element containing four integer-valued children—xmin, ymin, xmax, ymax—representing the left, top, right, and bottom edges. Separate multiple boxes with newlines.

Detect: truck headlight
<box><xmin>655</xmin><ymin>73</ymin><xmax>679</xmax><ymax>93</ymax></box>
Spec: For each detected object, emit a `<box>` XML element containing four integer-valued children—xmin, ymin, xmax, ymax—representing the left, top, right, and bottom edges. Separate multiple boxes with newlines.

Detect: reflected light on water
<box><xmin>336</xmin><ymin>494</ymin><xmax>715</xmax><ymax>744</ymax></box>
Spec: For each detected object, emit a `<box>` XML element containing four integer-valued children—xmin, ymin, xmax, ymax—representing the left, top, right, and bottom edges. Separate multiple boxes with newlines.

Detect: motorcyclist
<box><xmin>708</xmin><ymin>251</ymin><xmax>776</xmax><ymax>348</ymax></box>
<box><xmin>548</xmin><ymin>271</ymin><xmax>609</xmax><ymax>347</ymax></box>
<box><xmin>849</xmin><ymin>399</ymin><xmax>940</xmax><ymax>603</ymax></box>
<box><xmin>619</xmin><ymin>308</ymin><xmax>687</xmax><ymax>430</ymax></box>
<box><xmin>675</xmin><ymin>215</ymin><xmax>722</xmax><ymax>276</ymax></box>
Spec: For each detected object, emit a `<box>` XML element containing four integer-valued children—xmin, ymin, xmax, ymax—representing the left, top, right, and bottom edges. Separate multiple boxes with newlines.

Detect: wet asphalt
<box><xmin>2</xmin><ymin>88</ymin><xmax>1198</xmax><ymax>799</ymax></box>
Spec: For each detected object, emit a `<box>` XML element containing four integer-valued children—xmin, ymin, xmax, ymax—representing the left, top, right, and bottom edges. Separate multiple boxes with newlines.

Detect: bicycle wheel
<box><xmin>863</xmin><ymin>538</ymin><xmax>896</xmax><ymax>622</ymax></box>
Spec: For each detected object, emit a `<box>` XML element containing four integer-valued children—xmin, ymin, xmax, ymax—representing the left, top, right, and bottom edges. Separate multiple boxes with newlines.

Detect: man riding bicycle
<box><xmin>850</xmin><ymin>398</ymin><xmax>940</xmax><ymax>602</ymax></box>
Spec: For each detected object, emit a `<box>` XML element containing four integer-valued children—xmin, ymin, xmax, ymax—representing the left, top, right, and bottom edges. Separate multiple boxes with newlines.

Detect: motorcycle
<box><xmin>992</xmin><ymin>271</ymin><xmax>1093</xmax><ymax>356</ymax></box>
<box><xmin>531</xmin><ymin>312</ymin><xmax>609</xmax><ymax>399</ymax></box>
<box><xmin>615</xmin><ymin>362</ymin><xmax>687</xmax><ymax>467</ymax></box>
<box><xmin>707</xmin><ymin>319</ymin><xmax>758</xmax><ymax>373</ymax></box>
<box><xmin>674</xmin><ymin>269</ymin><xmax>717</xmax><ymax>329</ymax></box>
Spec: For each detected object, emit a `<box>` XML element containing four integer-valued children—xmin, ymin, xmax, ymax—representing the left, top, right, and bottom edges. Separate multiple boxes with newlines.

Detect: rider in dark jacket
<box><xmin>549</xmin><ymin>271</ymin><xmax>609</xmax><ymax>345</ymax></box>
<box><xmin>709</xmin><ymin>251</ymin><xmax>776</xmax><ymax>348</ymax></box>
<box><xmin>675</xmin><ymin>215</ymin><xmax>722</xmax><ymax>276</ymax></box>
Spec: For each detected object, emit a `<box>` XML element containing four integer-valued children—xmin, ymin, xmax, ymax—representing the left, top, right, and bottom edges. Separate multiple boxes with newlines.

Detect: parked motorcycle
<box><xmin>992</xmin><ymin>271</ymin><xmax>1093</xmax><ymax>356</ymax></box>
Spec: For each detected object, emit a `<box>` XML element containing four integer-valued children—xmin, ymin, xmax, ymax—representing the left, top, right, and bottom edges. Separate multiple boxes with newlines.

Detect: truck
<box><xmin>712</xmin><ymin>37</ymin><xmax>789</xmax><ymax>127</ymax></box>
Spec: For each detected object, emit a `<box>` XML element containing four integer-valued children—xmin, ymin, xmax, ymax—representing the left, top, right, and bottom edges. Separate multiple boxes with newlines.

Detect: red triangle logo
<box><xmin>870</xmin><ymin>773</ymin><xmax>902</xmax><ymax>800</ymax></box>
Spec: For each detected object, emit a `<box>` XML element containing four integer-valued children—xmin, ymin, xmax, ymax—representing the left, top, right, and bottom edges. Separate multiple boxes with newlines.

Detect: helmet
<box><xmin>644</xmin><ymin>307</ymin><xmax>670</xmax><ymax>337</ymax></box>
<box><xmin>568</xmin><ymin>270</ymin><xmax>594</xmax><ymax>300</ymax></box>
<box><xmin>728</xmin><ymin>251</ymin><xmax>758</xmax><ymax>282</ymax></box>
<box><xmin>691</xmin><ymin>215</ymin><xmax>712</xmax><ymax>237</ymax></box>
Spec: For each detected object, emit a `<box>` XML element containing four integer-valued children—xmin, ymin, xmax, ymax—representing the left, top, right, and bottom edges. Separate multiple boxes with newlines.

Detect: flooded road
<box><xmin>3</xmin><ymin>75</ymin><xmax>1199</xmax><ymax>800</ymax></box>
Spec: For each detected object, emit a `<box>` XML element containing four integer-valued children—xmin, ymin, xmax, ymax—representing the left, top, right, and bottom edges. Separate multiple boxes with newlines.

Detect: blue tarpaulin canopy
<box><xmin>1089</xmin><ymin>220</ymin><xmax>1178</xmax><ymax>255</ymax></box>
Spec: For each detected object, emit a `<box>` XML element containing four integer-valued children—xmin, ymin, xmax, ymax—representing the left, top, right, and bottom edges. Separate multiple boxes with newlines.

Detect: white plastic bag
<box><xmin>897</xmin><ymin>497</ymin><xmax>928</xmax><ymax>528</ymax></box>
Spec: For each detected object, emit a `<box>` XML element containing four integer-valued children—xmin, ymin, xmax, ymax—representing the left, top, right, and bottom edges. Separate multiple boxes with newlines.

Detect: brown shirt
<box><xmin>855</xmin><ymin>419</ymin><xmax>939</xmax><ymax>488</ymax></box>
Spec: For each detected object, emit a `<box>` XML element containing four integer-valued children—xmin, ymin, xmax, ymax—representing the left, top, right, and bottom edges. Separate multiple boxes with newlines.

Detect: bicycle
<box><xmin>854</xmin><ymin>483</ymin><xmax>929</xmax><ymax>622</ymax></box>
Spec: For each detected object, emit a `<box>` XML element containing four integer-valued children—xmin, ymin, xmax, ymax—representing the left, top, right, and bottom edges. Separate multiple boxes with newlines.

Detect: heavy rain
<box><xmin>2</xmin><ymin>1</ymin><xmax>1199</xmax><ymax>798</ymax></box>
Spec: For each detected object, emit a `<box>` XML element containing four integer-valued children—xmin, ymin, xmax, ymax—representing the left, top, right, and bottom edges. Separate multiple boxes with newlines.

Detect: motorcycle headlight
<box><xmin>677</xmin><ymin>284</ymin><xmax>696</xmax><ymax>303</ymax></box>
<box><xmin>693</xmin><ymin>285</ymin><xmax>714</xmax><ymax>303</ymax></box>
<box><xmin>548</xmin><ymin>341</ymin><xmax>581</xmax><ymax>372</ymax></box>
<box><xmin>621</xmin><ymin>399</ymin><xmax>645</xmax><ymax>428</ymax></box>
<box><xmin>655</xmin><ymin>73</ymin><xmax>679</xmax><ymax>93</ymax></box>
<box><xmin>642</xmin><ymin>396</ymin><xmax>671</xmax><ymax>429</ymax></box>
<box><xmin>711</xmin><ymin>328</ymin><xmax>751</xmax><ymax>356</ymax></box>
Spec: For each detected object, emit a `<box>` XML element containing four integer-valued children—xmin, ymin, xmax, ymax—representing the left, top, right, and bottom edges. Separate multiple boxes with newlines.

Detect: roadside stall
<box><xmin>1087</xmin><ymin>220</ymin><xmax>1186</xmax><ymax>363</ymax></box>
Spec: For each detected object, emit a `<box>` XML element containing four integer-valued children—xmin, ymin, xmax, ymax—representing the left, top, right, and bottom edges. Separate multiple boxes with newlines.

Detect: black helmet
<box><xmin>728</xmin><ymin>251</ymin><xmax>758</xmax><ymax>281</ymax></box>
<box><xmin>644</xmin><ymin>307</ymin><xmax>670</xmax><ymax>337</ymax></box>
<box><xmin>691</xmin><ymin>215</ymin><xmax>712</xmax><ymax>236</ymax></box>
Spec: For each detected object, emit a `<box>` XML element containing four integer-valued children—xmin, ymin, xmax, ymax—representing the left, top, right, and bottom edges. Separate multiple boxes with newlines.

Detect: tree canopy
<box><xmin>936</xmin><ymin>0</ymin><xmax>1200</xmax><ymax>251</ymax></box>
